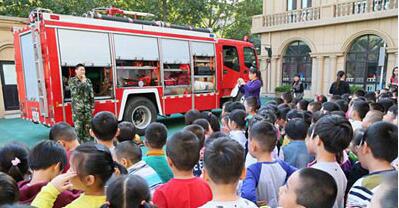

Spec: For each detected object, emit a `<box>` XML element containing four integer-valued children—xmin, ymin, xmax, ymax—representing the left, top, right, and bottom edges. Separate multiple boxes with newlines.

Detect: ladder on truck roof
<box><xmin>31</xmin><ymin>22</ymin><xmax>49</xmax><ymax>117</ymax></box>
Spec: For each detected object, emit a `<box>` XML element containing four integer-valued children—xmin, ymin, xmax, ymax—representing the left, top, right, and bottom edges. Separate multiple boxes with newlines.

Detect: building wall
<box><xmin>255</xmin><ymin>0</ymin><xmax>398</xmax><ymax>97</ymax></box>
<box><xmin>0</xmin><ymin>16</ymin><xmax>28</xmax><ymax>118</ymax></box>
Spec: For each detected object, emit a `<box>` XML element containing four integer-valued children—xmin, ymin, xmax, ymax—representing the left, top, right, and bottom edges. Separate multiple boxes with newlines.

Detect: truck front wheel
<box><xmin>123</xmin><ymin>97</ymin><xmax>157</xmax><ymax>135</ymax></box>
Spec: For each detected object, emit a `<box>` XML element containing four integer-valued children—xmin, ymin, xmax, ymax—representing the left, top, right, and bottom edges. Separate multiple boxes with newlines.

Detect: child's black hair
<box><xmin>103</xmin><ymin>174</ymin><xmax>155</xmax><ymax>208</ymax></box>
<box><xmin>257</xmin><ymin>109</ymin><xmax>277</xmax><ymax>124</ymax></box>
<box><xmin>193</xmin><ymin>118</ymin><xmax>210</xmax><ymax>133</ymax></box>
<box><xmin>204</xmin><ymin>137</ymin><xmax>244</xmax><ymax>184</ymax></box>
<box><xmin>286</xmin><ymin>109</ymin><xmax>304</xmax><ymax>120</ymax></box>
<box><xmin>330</xmin><ymin>111</ymin><xmax>346</xmax><ymax>118</ymax></box>
<box><xmin>49</xmin><ymin>122</ymin><xmax>77</xmax><ymax>141</ymax></box>
<box><xmin>249</xmin><ymin>121</ymin><xmax>278</xmax><ymax>152</ymax></box>
<box><xmin>335</xmin><ymin>99</ymin><xmax>349</xmax><ymax>113</ymax></box>
<box><xmin>285</xmin><ymin>118</ymin><xmax>309</xmax><ymax>140</ymax></box>
<box><xmin>205</xmin><ymin>112</ymin><xmax>220</xmax><ymax>132</ymax></box>
<box><xmin>342</xmin><ymin>93</ymin><xmax>351</xmax><ymax>103</ymax></box>
<box><xmin>225</xmin><ymin>101</ymin><xmax>245</xmax><ymax>113</ymax></box>
<box><xmin>29</xmin><ymin>140</ymin><xmax>67</xmax><ymax>171</ymax></box>
<box><xmin>388</xmin><ymin>105</ymin><xmax>398</xmax><ymax>117</ymax></box>
<box><xmin>115</xmin><ymin>141</ymin><xmax>142</xmax><ymax>164</ymax></box>
<box><xmin>184</xmin><ymin>109</ymin><xmax>202</xmax><ymax>125</ymax></box>
<box><xmin>352</xmin><ymin>128</ymin><xmax>366</xmax><ymax>146</ymax></box>
<box><xmin>277</xmin><ymin>107</ymin><xmax>290</xmax><ymax>121</ymax></box>
<box><xmin>295</xmin><ymin>168</ymin><xmax>338</xmax><ymax>208</ymax></box>
<box><xmin>166</xmin><ymin>131</ymin><xmax>200</xmax><ymax>171</ymax></box>
<box><xmin>313</xmin><ymin>115</ymin><xmax>353</xmax><ymax>154</ymax></box>
<box><xmin>354</xmin><ymin>89</ymin><xmax>366</xmax><ymax>98</ymax></box>
<box><xmin>303</xmin><ymin>111</ymin><xmax>313</xmax><ymax>126</ymax></box>
<box><xmin>369</xmin><ymin>102</ymin><xmax>385</xmax><ymax>113</ymax></box>
<box><xmin>0</xmin><ymin>172</ymin><xmax>19</xmax><ymax>206</ymax></box>
<box><xmin>281</xmin><ymin>92</ymin><xmax>293</xmax><ymax>103</ymax></box>
<box><xmin>297</xmin><ymin>100</ymin><xmax>309</xmax><ymax>111</ymax></box>
<box><xmin>245</xmin><ymin>96</ymin><xmax>260</xmax><ymax>112</ymax></box>
<box><xmin>144</xmin><ymin>122</ymin><xmax>167</xmax><ymax>149</ymax></box>
<box><xmin>228</xmin><ymin>109</ymin><xmax>247</xmax><ymax>129</ymax></box>
<box><xmin>71</xmin><ymin>143</ymin><xmax>125</xmax><ymax>188</ymax></box>
<box><xmin>322</xmin><ymin>102</ymin><xmax>340</xmax><ymax>113</ymax></box>
<box><xmin>317</xmin><ymin>95</ymin><xmax>328</xmax><ymax>103</ymax></box>
<box><xmin>117</xmin><ymin>122</ymin><xmax>136</xmax><ymax>143</ymax></box>
<box><xmin>278</xmin><ymin>103</ymin><xmax>290</xmax><ymax>109</ymax></box>
<box><xmin>274</xmin><ymin>97</ymin><xmax>284</xmax><ymax>105</ymax></box>
<box><xmin>352</xmin><ymin>100</ymin><xmax>370</xmax><ymax>120</ymax></box>
<box><xmin>205</xmin><ymin>132</ymin><xmax>228</xmax><ymax>147</ymax></box>
<box><xmin>183</xmin><ymin>124</ymin><xmax>205</xmax><ymax>148</ymax></box>
<box><xmin>363</xmin><ymin>121</ymin><xmax>398</xmax><ymax>162</ymax></box>
<box><xmin>311</xmin><ymin>111</ymin><xmax>322</xmax><ymax>124</ymax></box>
<box><xmin>0</xmin><ymin>142</ymin><xmax>29</xmax><ymax>183</ymax></box>
<box><xmin>377</xmin><ymin>98</ymin><xmax>395</xmax><ymax>113</ymax></box>
<box><xmin>308</xmin><ymin>101</ymin><xmax>322</xmax><ymax>112</ymax></box>
<box><xmin>365</xmin><ymin>92</ymin><xmax>377</xmax><ymax>103</ymax></box>
<box><xmin>91</xmin><ymin>111</ymin><xmax>118</xmax><ymax>141</ymax></box>
<box><xmin>307</xmin><ymin>124</ymin><xmax>315</xmax><ymax>138</ymax></box>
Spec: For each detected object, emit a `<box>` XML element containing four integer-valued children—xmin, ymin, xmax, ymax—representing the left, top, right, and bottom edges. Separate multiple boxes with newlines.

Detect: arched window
<box><xmin>282</xmin><ymin>41</ymin><xmax>312</xmax><ymax>89</ymax></box>
<box><xmin>345</xmin><ymin>34</ymin><xmax>386</xmax><ymax>91</ymax></box>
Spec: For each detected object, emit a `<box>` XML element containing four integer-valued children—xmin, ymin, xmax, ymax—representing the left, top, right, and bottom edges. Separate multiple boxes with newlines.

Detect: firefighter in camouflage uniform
<box><xmin>69</xmin><ymin>64</ymin><xmax>95</xmax><ymax>143</ymax></box>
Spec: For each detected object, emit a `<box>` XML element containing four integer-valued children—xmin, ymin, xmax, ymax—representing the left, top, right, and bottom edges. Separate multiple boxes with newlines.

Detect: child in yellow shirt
<box><xmin>32</xmin><ymin>143</ymin><xmax>124</xmax><ymax>208</ymax></box>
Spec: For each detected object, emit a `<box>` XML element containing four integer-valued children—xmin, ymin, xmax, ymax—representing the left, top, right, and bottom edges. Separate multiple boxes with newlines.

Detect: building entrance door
<box><xmin>0</xmin><ymin>61</ymin><xmax>19</xmax><ymax>110</ymax></box>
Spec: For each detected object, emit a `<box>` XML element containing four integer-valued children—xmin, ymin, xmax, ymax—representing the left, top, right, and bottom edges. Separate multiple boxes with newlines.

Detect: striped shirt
<box><xmin>347</xmin><ymin>169</ymin><xmax>396</xmax><ymax>208</ymax></box>
<box><xmin>128</xmin><ymin>160</ymin><xmax>163</xmax><ymax>192</ymax></box>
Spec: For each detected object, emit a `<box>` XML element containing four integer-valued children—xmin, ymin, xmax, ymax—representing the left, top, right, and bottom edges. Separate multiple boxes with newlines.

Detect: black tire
<box><xmin>123</xmin><ymin>97</ymin><xmax>157</xmax><ymax>136</ymax></box>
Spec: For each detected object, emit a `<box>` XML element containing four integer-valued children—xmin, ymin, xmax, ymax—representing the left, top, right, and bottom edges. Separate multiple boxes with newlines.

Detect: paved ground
<box><xmin>0</xmin><ymin>96</ymin><xmax>272</xmax><ymax>147</ymax></box>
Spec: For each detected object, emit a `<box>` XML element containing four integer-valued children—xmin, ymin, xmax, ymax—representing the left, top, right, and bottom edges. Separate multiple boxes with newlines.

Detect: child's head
<box><xmin>276</xmin><ymin>107</ymin><xmax>290</xmax><ymax>127</ymax></box>
<box><xmin>116</xmin><ymin>122</ymin><xmax>137</xmax><ymax>143</ymax></box>
<box><xmin>349</xmin><ymin>128</ymin><xmax>366</xmax><ymax>155</ymax></box>
<box><xmin>49</xmin><ymin>122</ymin><xmax>78</xmax><ymax>147</ymax></box>
<box><xmin>103</xmin><ymin>174</ymin><xmax>154</xmax><ymax>208</ymax></box>
<box><xmin>297</xmin><ymin>100</ymin><xmax>309</xmax><ymax>111</ymax></box>
<box><xmin>361</xmin><ymin>110</ymin><xmax>384</xmax><ymax>128</ymax></box>
<box><xmin>222</xmin><ymin>101</ymin><xmax>232</xmax><ymax>116</ymax></box>
<box><xmin>351</xmin><ymin>100</ymin><xmax>370</xmax><ymax>121</ymax></box>
<box><xmin>353</xmin><ymin>89</ymin><xmax>366</xmax><ymax>98</ymax></box>
<box><xmin>0</xmin><ymin>172</ymin><xmax>19</xmax><ymax>206</ymax></box>
<box><xmin>225</xmin><ymin>101</ymin><xmax>245</xmax><ymax>113</ymax></box>
<box><xmin>221</xmin><ymin>114</ymin><xmax>230</xmax><ymax>134</ymax></box>
<box><xmin>321</xmin><ymin>102</ymin><xmax>340</xmax><ymax>113</ymax></box>
<box><xmin>257</xmin><ymin>109</ymin><xmax>277</xmax><ymax>124</ymax></box>
<box><xmin>184</xmin><ymin>109</ymin><xmax>202</xmax><ymax>125</ymax></box>
<box><xmin>227</xmin><ymin>109</ymin><xmax>247</xmax><ymax>130</ymax></box>
<box><xmin>307</xmin><ymin>101</ymin><xmax>322</xmax><ymax>113</ymax></box>
<box><xmin>244</xmin><ymin>96</ymin><xmax>259</xmax><ymax>114</ymax></box>
<box><xmin>335</xmin><ymin>99</ymin><xmax>349</xmax><ymax>113</ymax></box>
<box><xmin>203</xmin><ymin>137</ymin><xmax>245</xmax><ymax>187</ymax></box>
<box><xmin>70</xmin><ymin>143</ymin><xmax>122</xmax><ymax>192</ymax></box>
<box><xmin>316</xmin><ymin>95</ymin><xmax>327</xmax><ymax>103</ymax></box>
<box><xmin>115</xmin><ymin>141</ymin><xmax>142</xmax><ymax>169</ymax></box>
<box><xmin>183</xmin><ymin>124</ymin><xmax>205</xmax><ymax>148</ymax></box>
<box><xmin>90</xmin><ymin>111</ymin><xmax>119</xmax><ymax>142</ymax></box>
<box><xmin>248</xmin><ymin>121</ymin><xmax>278</xmax><ymax>158</ymax></box>
<box><xmin>193</xmin><ymin>118</ymin><xmax>212</xmax><ymax>137</ymax></box>
<box><xmin>285</xmin><ymin>118</ymin><xmax>309</xmax><ymax>141</ymax></box>
<box><xmin>377</xmin><ymin>98</ymin><xmax>394</xmax><ymax>113</ymax></box>
<box><xmin>365</xmin><ymin>92</ymin><xmax>377</xmax><ymax>103</ymax></box>
<box><xmin>286</xmin><ymin>109</ymin><xmax>304</xmax><ymax>120</ymax></box>
<box><xmin>166</xmin><ymin>131</ymin><xmax>200</xmax><ymax>172</ymax></box>
<box><xmin>279</xmin><ymin>168</ymin><xmax>337</xmax><ymax>208</ymax></box>
<box><xmin>275</xmin><ymin>97</ymin><xmax>284</xmax><ymax>105</ymax></box>
<box><xmin>383</xmin><ymin>105</ymin><xmax>398</xmax><ymax>124</ymax></box>
<box><xmin>0</xmin><ymin>142</ymin><xmax>29</xmax><ymax>183</ymax></box>
<box><xmin>144</xmin><ymin>122</ymin><xmax>167</xmax><ymax>149</ymax></box>
<box><xmin>357</xmin><ymin>121</ymin><xmax>398</xmax><ymax>170</ymax></box>
<box><xmin>369</xmin><ymin>102</ymin><xmax>385</xmax><ymax>113</ymax></box>
<box><xmin>29</xmin><ymin>140</ymin><xmax>67</xmax><ymax>177</ymax></box>
<box><xmin>281</xmin><ymin>92</ymin><xmax>293</xmax><ymax>104</ymax></box>
<box><xmin>206</xmin><ymin>112</ymin><xmax>221</xmax><ymax>132</ymax></box>
<box><xmin>312</xmin><ymin>115</ymin><xmax>353</xmax><ymax>155</ymax></box>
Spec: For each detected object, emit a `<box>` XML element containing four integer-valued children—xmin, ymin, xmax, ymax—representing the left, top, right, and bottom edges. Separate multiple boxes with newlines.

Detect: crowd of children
<box><xmin>0</xmin><ymin>88</ymin><xmax>397</xmax><ymax>208</ymax></box>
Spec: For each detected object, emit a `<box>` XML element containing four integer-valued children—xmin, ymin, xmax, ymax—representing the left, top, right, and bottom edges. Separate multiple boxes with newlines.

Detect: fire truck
<box><xmin>13</xmin><ymin>7</ymin><xmax>258</xmax><ymax>134</ymax></box>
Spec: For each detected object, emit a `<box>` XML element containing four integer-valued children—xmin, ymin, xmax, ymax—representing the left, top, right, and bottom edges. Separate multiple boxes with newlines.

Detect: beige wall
<box><xmin>0</xmin><ymin>16</ymin><xmax>27</xmax><ymax>118</ymax></box>
<box><xmin>257</xmin><ymin>0</ymin><xmax>398</xmax><ymax>97</ymax></box>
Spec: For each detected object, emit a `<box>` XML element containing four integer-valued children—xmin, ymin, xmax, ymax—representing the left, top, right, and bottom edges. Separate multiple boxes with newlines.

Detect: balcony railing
<box><xmin>260</xmin><ymin>7</ymin><xmax>321</xmax><ymax>27</ymax></box>
<box><xmin>252</xmin><ymin>0</ymin><xmax>398</xmax><ymax>31</ymax></box>
<box><xmin>335</xmin><ymin>0</ymin><xmax>398</xmax><ymax>17</ymax></box>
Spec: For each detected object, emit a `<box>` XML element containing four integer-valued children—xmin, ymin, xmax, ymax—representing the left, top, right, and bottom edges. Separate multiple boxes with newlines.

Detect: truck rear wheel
<box><xmin>123</xmin><ymin>97</ymin><xmax>157</xmax><ymax>135</ymax></box>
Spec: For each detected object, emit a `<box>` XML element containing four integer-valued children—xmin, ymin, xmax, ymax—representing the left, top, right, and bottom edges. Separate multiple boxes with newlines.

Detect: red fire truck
<box><xmin>13</xmin><ymin>8</ymin><xmax>258</xmax><ymax>134</ymax></box>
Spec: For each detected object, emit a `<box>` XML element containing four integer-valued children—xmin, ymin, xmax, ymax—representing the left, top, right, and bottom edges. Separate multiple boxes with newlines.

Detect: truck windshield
<box><xmin>244</xmin><ymin>47</ymin><xmax>257</xmax><ymax>68</ymax></box>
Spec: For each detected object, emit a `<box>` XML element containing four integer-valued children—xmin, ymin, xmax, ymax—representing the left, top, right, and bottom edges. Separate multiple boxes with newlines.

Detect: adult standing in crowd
<box><xmin>68</xmin><ymin>64</ymin><xmax>94</xmax><ymax>143</ymax></box>
<box><xmin>389</xmin><ymin>66</ymin><xmax>398</xmax><ymax>90</ymax></box>
<box><xmin>291</xmin><ymin>74</ymin><xmax>304</xmax><ymax>99</ymax></box>
<box><xmin>238</xmin><ymin>67</ymin><xmax>262</xmax><ymax>105</ymax></box>
<box><xmin>329</xmin><ymin>70</ymin><xmax>350</xmax><ymax>96</ymax></box>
